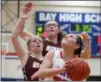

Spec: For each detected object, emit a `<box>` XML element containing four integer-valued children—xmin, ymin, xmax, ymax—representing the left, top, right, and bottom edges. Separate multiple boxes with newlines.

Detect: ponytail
<box><xmin>57</xmin><ymin>30</ymin><xmax>66</xmax><ymax>42</ymax></box>
<box><xmin>74</xmin><ymin>36</ymin><xmax>83</xmax><ymax>57</ymax></box>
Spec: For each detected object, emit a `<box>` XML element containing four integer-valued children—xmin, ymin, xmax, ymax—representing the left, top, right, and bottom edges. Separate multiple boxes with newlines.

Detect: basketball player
<box><xmin>14</xmin><ymin>1</ymin><xmax>91</xmax><ymax>80</ymax></box>
<box><xmin>19</xmin><ymin>2</ymin><xmax>91</xmax><ymax>59</ymax></box>
<box><xmin>11</xmin><ymin>2</ymin><xmax>43</xmax><ymax>81</ymax></box>
<box><xmin>37</xmin><ymin>33</ymin><xmax>87</xmax><ymax>81</ymax></box>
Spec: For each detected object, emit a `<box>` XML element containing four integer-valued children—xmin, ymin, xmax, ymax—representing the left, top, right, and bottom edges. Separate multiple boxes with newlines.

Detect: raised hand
<box><xmin>81</xmin><ymin>32</ymin><xmax>91</xmax><ymax>43</ymax></box>
<box><xmin>20</xmin><ymin>1</ymin><xmax>33</xmax><ymax>19</ymax></box>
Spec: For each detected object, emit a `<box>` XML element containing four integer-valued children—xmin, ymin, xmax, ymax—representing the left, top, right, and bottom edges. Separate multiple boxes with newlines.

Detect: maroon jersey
<box><xmin>42</xmin><ymin>40</ymin><xmax>61</xmax><ymax>56</ymax></box>
<box><xmin>22</xmin><ymin>55</ymin><xmax>43</xmax><ymax>81</ymax></box>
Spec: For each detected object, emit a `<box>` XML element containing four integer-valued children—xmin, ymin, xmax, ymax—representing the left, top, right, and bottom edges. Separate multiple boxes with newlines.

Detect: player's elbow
<box><xmin>85</xmin><ymin>55</ymin><xmax>91</xmax><ymax>59</ymax></box>
<box><xmin>85</xmin><ymin>52</ymin><xmax>91</xmax><ymax>59</ymax></box>
<box><xmin>84</xmin><ymin>56</ymin><xmax>90</xmax><ymax>59</ymax></box>
<box><xmin>11</xmin><ymin>33</ymin><xmax>18</xmax><ymax>39</ymax></box>
<box><xmin>81</xmin><ymin>51</ymin><xmax>91</xmax><ymax>59</ymax></box>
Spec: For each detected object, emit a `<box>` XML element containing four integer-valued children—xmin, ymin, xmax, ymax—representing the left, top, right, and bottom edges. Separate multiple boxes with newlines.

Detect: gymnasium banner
<box><xmin>35</xmin><ymin>11</ymin><xmax>101</xmax><ymax>57</ymax></box>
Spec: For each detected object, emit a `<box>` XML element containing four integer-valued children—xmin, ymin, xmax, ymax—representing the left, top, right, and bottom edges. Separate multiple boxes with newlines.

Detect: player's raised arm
<box><xmin>16</xmin><ymin>1</ymin><xmax>35</xmax><ymax>40</ymax></box>
<box><xmin>11</xmin><ymin>2</ymin><xmax>33</xmax><ymax>66</ymax></box>
<box><xmin>80</xmin><ymin>32</ymin><xmax>91</xmax><ymax>59</ymax></box>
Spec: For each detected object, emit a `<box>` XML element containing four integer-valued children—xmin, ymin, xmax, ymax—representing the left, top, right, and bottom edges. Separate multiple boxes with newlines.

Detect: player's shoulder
<box><xmin>47</xmin><ymin>50</ymin><xmax>55</xmax><ymax>56</ymax></box>
<box><xmin>45</xmin><ymin>50</ymin><xmax>62</xmax><ymax>60</ymax></box>
<box><xmin>44</xmin><ymin>50</ymin><xmax>55</xmax><ymax>59</ymax></box>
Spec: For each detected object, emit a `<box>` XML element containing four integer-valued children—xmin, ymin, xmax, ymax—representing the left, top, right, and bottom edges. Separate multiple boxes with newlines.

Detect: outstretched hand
<box><xmin>20</xmin><ymin>1</ymin><xmax>33</xmax><ymax>19</ymax></box>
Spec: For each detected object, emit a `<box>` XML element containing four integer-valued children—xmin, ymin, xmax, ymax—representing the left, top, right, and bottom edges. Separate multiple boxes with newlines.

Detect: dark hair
<box><xmin>27</xmin><ymin>38</ymin><xmax>31</xmax><ymax>46</ymax></box>
<box><xmin>44</xmin><ymin>20</ymin><xmax>67</xmax><ymax>43</ymax></box>
<box><xmin>57</xmin><ymin>30</ymin><xmax>66</xmax><ymax>42</ymax></box>
<box><xmin>74</xmin><ymin>36</ymin><xmax>83</xmax><ymax>57</ymax></box>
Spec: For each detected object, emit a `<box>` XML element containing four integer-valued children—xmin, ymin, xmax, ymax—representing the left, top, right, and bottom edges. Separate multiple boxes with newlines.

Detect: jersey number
<box><xmin>33</xmin><ymin>62</ymin><xmax>40</xmax><ymax>68</ymax></box>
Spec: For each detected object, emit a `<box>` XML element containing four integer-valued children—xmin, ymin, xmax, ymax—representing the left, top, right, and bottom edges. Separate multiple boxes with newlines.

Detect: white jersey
<box><xmin>52</xmin><ymin>50</ymin><xmax>71</xmax><ymax>81</ymax></box>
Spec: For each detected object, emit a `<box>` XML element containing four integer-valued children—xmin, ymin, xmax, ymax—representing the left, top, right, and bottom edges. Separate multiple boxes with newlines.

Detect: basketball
<box><xmin>65</xmin><ymin>58</ymin><xmax>90</xmax><ymax>81</ymax></box>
